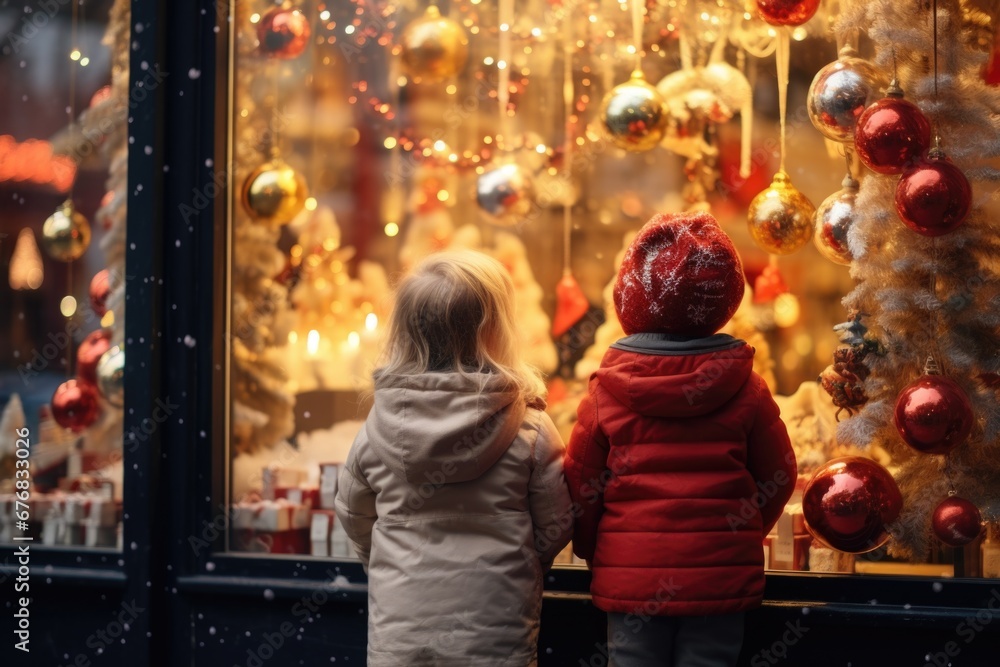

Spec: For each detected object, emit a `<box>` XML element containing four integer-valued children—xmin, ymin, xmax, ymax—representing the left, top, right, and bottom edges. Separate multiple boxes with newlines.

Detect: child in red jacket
<box><xmin>565</xmin><ymin>212</ymin><xmax>796</xmax><ymax>667</ymax></box>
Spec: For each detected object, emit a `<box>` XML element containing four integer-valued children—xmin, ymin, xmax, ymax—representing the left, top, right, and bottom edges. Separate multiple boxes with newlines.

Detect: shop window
<box><xmin>1</xmin><ymin>0</ymin><xmax>129</xmax><ymax>551</ymax></box>
<box><xmin>222</xmin><ymin>0</ymin><xmax>1000</xmax><ymax>579</ymax></box>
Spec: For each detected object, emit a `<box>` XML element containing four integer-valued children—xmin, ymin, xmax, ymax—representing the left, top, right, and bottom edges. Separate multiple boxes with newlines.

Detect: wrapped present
<box><xmin>310</xmin><ymin>509</ymin><xmax>336</xmax><ymax>557</ymax></box>
<box><xmin>275</xmin><ymin>486</ymin><xmax>320</xmax><ymax>508</ymax></box>
<box><xmin>764</xmin><ymin>534</ymin><xmax>810</xmax><ymax>571</ymax></box>
<box><xmin>330</xmin><ymin>516</ymin><xmax>356</xmax><ymax>558</ymax></box>
<box><xmin>319</xmin><ymin>463</ymin><xmax>340</xmax><ymax>510</ymax></box>
<box><xmin>84</xmin><ymin>522</ymin><xmax>117</xmax><ymax>548</ymax></box>
<box><xmin>230</xmin><ymin>499</ymin><xmax>312</xmax><ymax>555</ymax></box>
<box><xmin>778</xmin><ymin>502</ymin><xmax>806</xmax><ymax>537</ymax></box>
<box><xmin>85</xmin><ymin>497</ymin><xmax>119</xmax><ymax>527</ymax></box>
<box><xmin>809</xmin><ymin>544</ymin><xmax>855</xmax><ymax>573</ymax></box>
<box><xmin>262</xmin><ymin>466</ymin><xmax>308</xmax><ymax>500</ymax></box>
<box><xmin>231</xmin><ymin>527</ymin><xmax>310</xmax><ymax>554</ymax></box>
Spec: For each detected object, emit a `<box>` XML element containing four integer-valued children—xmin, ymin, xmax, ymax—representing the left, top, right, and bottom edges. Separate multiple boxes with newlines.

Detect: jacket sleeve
<box><xmin>527</xmin><ymin>411</ymin><xmax>574</xmax><ymax>570</ymax></box>
<box><xmin>563</xmin><ymin>380</ymin><xmax>611</xmax><ymax>563</ymax></box>
<box><xmin>746</xmin><ymin>375</ymin><xmax>797</xmax><ymax>537</ymax></box>
<box><xmin>334</xmin><ymin>437</ymin><xmax>377</xmax><ymax>571</ymax></box>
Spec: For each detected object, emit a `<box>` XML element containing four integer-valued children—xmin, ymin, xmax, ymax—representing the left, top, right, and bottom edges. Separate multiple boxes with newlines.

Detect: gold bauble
<box><xmin>42</xmin><ymin>200</ymin><xmax>91</xmax><ymax>262</ymax></box>
<box><xmin>400</xmin><ymin>6</ymin><xmax>469</xmax><ymax>83</ymax></box>
<box><xmin>242</xmin><ymin>160</ymin><xmax>309</xmax><ymax>228</ymax></box>
<box><xmin>96</xmin><ymin>345</ymin><xmax>125</xmax><ymax>408</ymax></box>
<box><xmin>748</xmin><ymin>171</ymin><xmax>816</xmax><ymax>255</ymax></box>
<box><xmin>601</xmin><ymin>70</ymin><xmax>668</xmax><ymax>153</ymax></box>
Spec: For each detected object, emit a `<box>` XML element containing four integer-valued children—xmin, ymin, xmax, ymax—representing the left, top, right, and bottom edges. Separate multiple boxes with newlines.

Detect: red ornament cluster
<box><xmin>51</xmin><ymin>379</ymin><xmax>100</xmax><ymax>433</ymax></box>
<box><xmin>854</xmin><ymin>82</ymin><xmax>972</xmax><ymax>237</ymax></box>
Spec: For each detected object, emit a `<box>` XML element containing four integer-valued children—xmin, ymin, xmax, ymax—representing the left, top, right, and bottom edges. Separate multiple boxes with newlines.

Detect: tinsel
<box><xmin>836</xmin><ymin>0</ymin><xmax>1000</xmax><ymax>558</ymax></box>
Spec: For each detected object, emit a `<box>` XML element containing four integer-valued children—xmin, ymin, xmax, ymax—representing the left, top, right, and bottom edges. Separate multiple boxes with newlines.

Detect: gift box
<box><xmin>231</xmin><ymin>527</ymin><xmax>310</xmax><ymax>554</ymax></box>
<box><xmin>262</xmin><ymin>467</ymin><xmax>308</xmax><ymax>501</ymax></box>
<box><xmin>275</xmin><ymin>486</ymin><xmax>320</xmax><ymax>508</ymax></box>
<box><xmin>808</xmin><ymin>544</ymin><xmax>855</xmax><ymax>573</ymax></box>
<box><xmin>778</xmin><ymin>503</ymin><xmax>807</xmax><ymax>536</ymax></box>
<box><xmin>330</xmin><ymin>516</ymin><xmax>356</xmax><ymax>558</ymax></box>
<box><xmin>319</xmin><ymin>463</ymin><xmax>340</xmax><ymax>510</ymax></box>
<box><xmin>764</xmin><ymin>534</ymin><xmax>810</xmax><ymax>570</ymax></box>
<box><xmin>310</xmin><ymin>509</ymin><xmax>336</xmax><ymax>557</ymax></box>
<box><xmin>230</xmin><ymin>499</ymin><xmax>312</xmax><ymax>555</ymax></box>
<box><xmin>84</xmin><ymin>522</ymin><xmax>118</xmax><ymax>548</ymax></box>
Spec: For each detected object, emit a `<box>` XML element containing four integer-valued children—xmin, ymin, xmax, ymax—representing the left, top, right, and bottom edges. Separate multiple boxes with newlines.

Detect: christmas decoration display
<box><xmin>76</xmin><ymin>329</ymin><xmax>113</xmax><ymax>386</ymax></box>
<box><xmin>41</xmin><ymin>200</ymin><xmax>91</xmax><ymax>262</ymax></box>
<box><xmin>0</xmin><ymin>394</ymin><xmax>26</xmax><ymax>485</ymax></box>
<box><xmin>242</xmin><ymin>159</ymin><xmax>309</xmax><ymax>228</ymax></box>
<box><xmin>932</xmin><ymin>496</ymin><xmax>983</xmax><ymax>547</ymax></box>
<box><xmin>552</xmin><ymin>273</ymin><xmax>590</xmax><ymax>338</ymax></box>
<box><xmin>894</xmin><ymin>368</ymin><xmax>973</xmax><ymax>456</ymax></box>
<box><xmin>51</xmin><ymin>380</ymin><xmax>101</xmax><ymax>434</ymax></box>
<box><xmin>257</xmin><ymin>7</ymin><xmax>311</xmax><ymax>59</ymax></box>
<box><xmin>853</xmin><ymin>81</ymin><xmax>932</xmax><ymax>175</ymax></box>
<box><xmin>96</xmin><ymin>345</ymin><xmax>125</xmax><ymax>407</ymax></box>
<box><xmin>747</xmin><ymin>171</ymin><xmax>816</xmax><ymax>255</ymax></box>
<box><xmin>835</xmin><ymin>0</ymin><xmax>1000</xmax><ymax>559</ymax></box>
<box><xmin>755</xmin><ymin>0</ymin><xmax>820</xmax><ymax>27</ymax></box>
<box><xmin>753</xmin><ymin>262</ymin><xmax>789</xmax><ymax>304</ymax></box>
<box><xmin>399</xmin><ymin>5</ymin><xmax>469</xmax><ymax>82</ymax></box>
<box><xmin>89</xmin><ymin>269</ymin><xmax>111</xmax><ymax>316</ymax></box>
<box><xmin>814</xmin><ymin>173</ymin><xmax>859</xmax><ymax>265</ymax></box>
<box><xmin>895</xmin><ymin>147</ymin><xmax>972</xmax><ymax>237</ymax></box>
<box><xmin>808</xmin><ymin>46</ymin><xmax>883</xmax><ymax>144</ymax></box>
<box><xmin>802</xmin><ymin>456</ymin><xmax>903</xmax><ymax>553</ymax></box>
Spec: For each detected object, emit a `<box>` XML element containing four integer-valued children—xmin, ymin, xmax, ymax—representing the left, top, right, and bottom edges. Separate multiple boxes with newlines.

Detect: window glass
<box><xmin>1</xmin><ymin>0</ymin><xmax>129</xmax><ymax>551</ymax></box>
<box><xmin>224</xmin><ymin>0</ymin><xmax>999</xmax><ymax>579</ymax></box>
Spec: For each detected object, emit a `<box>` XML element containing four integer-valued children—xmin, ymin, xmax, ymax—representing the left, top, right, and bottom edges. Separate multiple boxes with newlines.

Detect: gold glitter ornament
<box><xmin>748</xmin><ymin>171</ymin><xmax>816</xmax><ymax>255</ymax></box>
<box><xmin>42</xmin><ymin>200</ymin><xmax>91</xmax><ymax>262</ymax></box>
<box><xmin>400</xmin><ymin>6</ymin><xmax>469</xmax><ymax>83</ymax></box>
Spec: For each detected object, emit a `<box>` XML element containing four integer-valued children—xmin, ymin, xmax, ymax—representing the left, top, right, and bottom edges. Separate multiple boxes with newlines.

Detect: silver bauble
<box><xmin>476</xmin><ymin>162</ymin><xmax>535</xmax><ymax>227</ymax></box>
<box><xmin>808</xmin><ymin>46</ymin><xmax>883</xmax><ymax>143</ymax></box>
<box><xmin>96</xmin><ymin>345</ymin><xmax>125</xmax><ymax>407</ymax></box>
<box><xmin>814</xmin><ymin>174</ymin><xmax>859</xmax><ymax>266</ymax></box>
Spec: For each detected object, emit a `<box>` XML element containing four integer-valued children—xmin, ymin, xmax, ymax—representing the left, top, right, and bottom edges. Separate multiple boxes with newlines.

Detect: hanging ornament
<box><xmin>257</xmin><ymin>7</ymin><xmax>311</xmax><ymax>59</ymax></box>
<box><xmin>99</xmin><ymin>190</ymin><xmax>116</xmax><ymax>230</ymax></box>
<box><xmin>808</xmin><ymin>46</ymin><xmax>883</xmax><ymax>144</ymax></box>
<box><xmin>552</xmin><ymin>273</ymin><xmax>590</xmax><ymax>337</ymax></box>
<box><xmin>76</xmin><ymin>329</ymin><xmax>112</xmax><ymax>386</ymax></box>
<box><xmin>819</xmin><ymin>314</ymin><xmax>885</xmax><ymax>420</ymax></box>
<box><xmin>96</xmin><ymin>345</ymin><xmax>125</xmax><ymax>407</ymax></box>
<box><xmin>802</xmin><ymin>456</ymin><xmax>903</xmax><ymax>553</ymax></box>
<box><xmin>476</xmin><ymin>162</ymin><xmax>535</xmax><ymax>228</ymax></box>
<box><xmin>814</xmin><ymin>173</ymin><xmax>859</xmax><ymax>265</ymax></box>
<box><xmin>42</xmin><ymin>200</ymin><xmax>91</xmax><ymax>262</ymax></box>
<box><xmin>51</xmin><ymin>379</ymin><xmax>100</xmax><ymax>433</ymax></box>
<box><xmin>755</xmin><ymin>0</ymin><xmax>820</xmax><ymax>26</ymax></box>
<box><xmin>242</xmin><ymin>160</ymin><xmax>309</xmax><ymax>228</ymax></box>
<box><xmin>748</xmin><ymin>171</ymin><xmax>816</xmax><ymax>255</ymax></box>
<box><xmin>895</xmin><ymin>146</ymin><xmax>971</xmax><ymax>237</ymax></box>
<box><xmin>985</xmin><ymin>15</ymin><xmax>1000</xmax><ymax>86</ymax></box>
<box><xmin>854</xmin><ymin>81</ymin><xmax>931</xmax><ymax>174</ymax></box>
<box><xmin>932</xmin><ymin>496</ymin><xmax>983</xmax><ymax>547</ymax></box>
<box><xmin>602</xmin><ymin>71</ymin><xmax>668</xmax><ymax>153</ymax></box>
<box><xmin>89</xmin><ymin>269</ymin><xmax>111</xmax><ymax>317</ymax></box>
<box><xmin>752</xmin><ymin>263</ymin><xmax>788</xmax><ymax>304</ymax></box>
<box><xmin>399</xmin><ymin>5</ymin><xmax>469</xmax><ymax>83</ymax></box>
<box><xmin>894</xmin><ymin>368</ymin><xmax>974</xmax><ymax>455</ymax></box>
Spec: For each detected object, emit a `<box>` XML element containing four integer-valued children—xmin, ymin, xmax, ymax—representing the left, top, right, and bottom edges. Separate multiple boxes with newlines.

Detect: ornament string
<box><xmin>630</xmin><ymin>0</ymin><xmax>643</xmax><ymax>74</ymax></box>
<box><xmin>563</xmin><ymin>18</ymin><xmax>574</xmax><ymax>276</ymax></box>
<box><xmin>775</xmin><ymin>28</ymin><xmax>790</xmax><ymax>173</ymax></box>
<box><xmin>497</xmin><ymin>0</ymin><xmax>513</xmax><ymax>153</ymax></box>
<box><xmin>66</xmin><ymin>0</ymin><xmax>83</xmax><ymax>378</ymax></box>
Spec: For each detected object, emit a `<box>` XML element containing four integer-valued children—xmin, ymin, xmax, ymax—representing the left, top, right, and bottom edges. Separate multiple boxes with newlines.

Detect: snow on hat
<box><xmin>613</xmin><ymin>211</ymin><xmax>745</xmax><ymax>337</ymax></box>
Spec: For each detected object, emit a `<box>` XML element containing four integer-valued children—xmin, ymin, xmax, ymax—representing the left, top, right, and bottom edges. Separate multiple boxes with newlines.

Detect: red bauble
<box><xmin>77</xmin><ymin>329</ymin><xmax>113</xmax><ymax>385</ymax></box>
<box><xmin>99</xmin><ymin>190</ymin><xmax>116</xmax><ymax>230</ymax></box>
<box><xmin>552</xmin><ymin>273</ymin><xmax>590</xmax><ymax>337</ymax></box>
<box><xmin>932</xmin><ymin>497</ymin><xmax>983</xmax><ymax>547</ymax></box>
<box><xmin>90</xmin><ymin>269</ymin><xmax>112</xmax><ymax>317</ymax></box>
<box><xmin>755</xmin><ymin>0</ymin><xmax>820</xmax><ymax>26</ymax></box>
<box><xmin>257</xmin><ymin>8</ymin><xmax>311</xmax><ymax>59</ymax></box>
<box><xmin>854</xmin><ymin>90</ymin><xmax>931</xmax><ymax>174</ymax></box>
<box><xmin>802</xmin><ymin>457</ymin><xmax>902</xmax><ymax>553</ymax></box>
<box><xmin>894</xmin><ymin>375</ymin><xmax>973</xmax><ymax>455</ymax></box>
<box><xmin>753</xmin><ymin>263</ymin><xmax>788</xmax><ymax>304</ymax></box>
<box><xmin>51</xmin><ymin>379</ymin><xmax>100</xmax><ymax>433</ymax></box>
<box><xmin>895</xmin><ymin>152</ymin><xmax>971</xmax><ymax>237</ymax></box>
<box><xmin>613</xmin><ymin>212</ymin><xmax>744</xmax><ymax>338</ymax></box>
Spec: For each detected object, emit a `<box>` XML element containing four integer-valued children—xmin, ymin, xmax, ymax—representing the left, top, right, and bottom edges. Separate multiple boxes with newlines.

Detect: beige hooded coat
<box><xmin>335</xmin><ymin>371</ymin><xmax>573</xmax><ymax>667</ymax></box>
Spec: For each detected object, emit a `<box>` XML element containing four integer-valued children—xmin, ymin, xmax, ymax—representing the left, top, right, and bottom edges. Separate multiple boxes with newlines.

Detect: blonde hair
<box><xmin>378</xmin><ymin>250</ymin><xmax>545</xmax><ymax>402</ymax></box>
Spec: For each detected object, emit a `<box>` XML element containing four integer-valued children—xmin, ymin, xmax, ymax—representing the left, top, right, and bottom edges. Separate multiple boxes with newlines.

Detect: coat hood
<box><xmin>365</xmin><ymin>370</ymin><xmax>527</xmax><ymax>484</ymax></box>
<box><xmin>597</xmin><ymin>333</ymin><xmax>754</xmax><ymax>418</ymax></box>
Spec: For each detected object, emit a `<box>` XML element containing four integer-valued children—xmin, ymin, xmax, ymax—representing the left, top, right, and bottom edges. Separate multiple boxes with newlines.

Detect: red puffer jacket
<box><xmin>565</xmin><ymin>333</ymin><xmax>795</xmax><ymax>616</ymax></box>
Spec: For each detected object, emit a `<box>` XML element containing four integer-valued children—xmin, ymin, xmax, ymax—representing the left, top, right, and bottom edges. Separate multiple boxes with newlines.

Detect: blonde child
<box><xmin>335</xmin><ymin>250</ymin><xmax>573</xmax><ymax>667</ymax></box>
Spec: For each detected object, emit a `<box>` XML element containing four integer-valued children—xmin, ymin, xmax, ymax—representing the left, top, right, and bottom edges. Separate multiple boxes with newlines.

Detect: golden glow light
<box><xmin>307</xmin><ymin>330</ymin><xmax>320</xmax><ymax>355</ymax></box>
<box><xmin>8</xmin><ymin>228</ymin><xmax>43</xmax><ymax>291</ymax></box>
<box><xmin>365</xmin><ymin>313</ymin><xmax>378</xmax><ymax>331</ymax></box>
<box><xmin>384</xmin><ymin>222</ymin><xmax>400</xmax><ymax>237</ymax></box>
<box><xmin>60</xmin><ymin>296</ymin><xmax>77</xmax><ymax>317</ymax></box>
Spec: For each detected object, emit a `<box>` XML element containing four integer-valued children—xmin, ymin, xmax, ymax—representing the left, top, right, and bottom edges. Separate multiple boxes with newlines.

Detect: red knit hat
<box><xmin>613</xmin><ymin>212</ymin><xmax>745</xmax><ymax>337</ymax></box>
